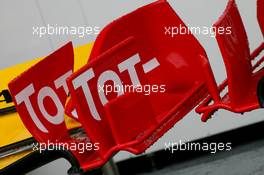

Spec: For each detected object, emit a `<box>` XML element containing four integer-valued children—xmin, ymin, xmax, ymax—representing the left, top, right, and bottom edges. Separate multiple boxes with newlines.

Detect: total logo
<box><xmin>14</xmin><ymin>70</ymin><xmax>72</xmax><ymax>133</ymax></box>
<box><xmin>69</xmin><ymin>54</ymin><xmax>160</xmax><ymax>121</ymax></box>
<box><xmin>9</xmin><ymin>43</ymin><xmax>160</xmax><ymax>135</ymax></box>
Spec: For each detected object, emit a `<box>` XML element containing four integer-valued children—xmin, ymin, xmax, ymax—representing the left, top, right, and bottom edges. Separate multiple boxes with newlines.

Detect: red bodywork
<box><xmin>8</xmin><ymin>43</ymin><xmax>98</xmax><ymax>168</ymax></box>
<box><xmin>258</xmin><ymin>0</ymin><xmax>264</xmax><ymax>36</ymax></box>
<box><xmin>7</xmin><ymin>0</ymin><xmax>264</xmax><ymax>172</ymax></box>
<box><xmin>67</xmin><ymin>0</ymin><xmax>210</xmax><ymax>170</ymax></box>
<box><xmin>196</xmin><ymin>0</ymin><xmax>264</xmax><ymax>121</ymax></box>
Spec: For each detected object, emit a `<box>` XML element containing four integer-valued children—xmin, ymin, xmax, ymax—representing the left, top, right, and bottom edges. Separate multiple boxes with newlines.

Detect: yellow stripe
<box><xmin>0</xmin><ymin>151</ymin><xmax>33</xmax><ymax>170</ymax></box>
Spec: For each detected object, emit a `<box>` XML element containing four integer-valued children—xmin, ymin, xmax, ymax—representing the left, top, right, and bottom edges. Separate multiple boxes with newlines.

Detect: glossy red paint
<box><xmin>8</xmin><ymin>42</ymin><xmax>99</xmax><ymax>170</ymax></box>
<box><xmin>7</xmin><ymin>0</ymin><xmax>264</xmax><ymax>172</ymax></box>
<box><xmin>258</xmin><ymin>0</ymin><xmax>264</xmax><ymax>36</ymax></box>
<box><xmin>67</xmin><ymin>0</ymin><xmax>209</xmax><ymax>170</ymax></box>
<box><xmin>196</xmin><ymin>0</ymin><xmax>264</xmax><ymax>122</ymax></box>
